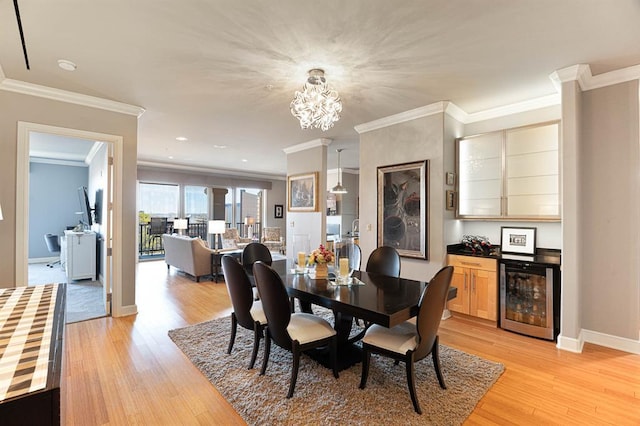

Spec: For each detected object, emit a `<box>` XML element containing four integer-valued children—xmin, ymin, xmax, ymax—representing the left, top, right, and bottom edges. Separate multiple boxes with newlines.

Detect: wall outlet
<box><xmin>366</xmin><ymin>224</ymin><xmax>372</xmax><ymax>231</ymax></box>
<box><xmin>290</xmin><ymin>221</ymin><xmax>295</xmax><ymax>228</ymax></box>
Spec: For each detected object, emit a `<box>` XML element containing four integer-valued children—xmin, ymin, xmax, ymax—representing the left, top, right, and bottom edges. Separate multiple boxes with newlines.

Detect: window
<box><xmin>184</xmin><ymin>186</ymin><xmax>208</xmax><ymax>223</ymax></box>
<box><xmin>139</xmin><ymin>183</ymin><xmax>179</xmax><ymax>218</ymax></box>
<box><xmin>457</xmin><ymin>121</ymin><xmax>560</xmax><ymax>220</ymax></box>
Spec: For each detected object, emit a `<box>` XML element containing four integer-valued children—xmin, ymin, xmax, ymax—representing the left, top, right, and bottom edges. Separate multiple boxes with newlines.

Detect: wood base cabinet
<box><xmin>447</xmin><ymin>255</ymin><xmax>497</xmax><ymax>321</ymax></box>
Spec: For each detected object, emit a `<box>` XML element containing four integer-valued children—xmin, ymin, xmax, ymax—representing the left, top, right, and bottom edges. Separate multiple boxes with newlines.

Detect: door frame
<box><xmin>16</xmin><ymin>121</ymin><xmax>125</xmax><ymax>316</ymax></box>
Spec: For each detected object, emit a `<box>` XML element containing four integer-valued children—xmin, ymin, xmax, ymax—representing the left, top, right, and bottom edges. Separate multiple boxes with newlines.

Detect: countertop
<box><xmin>447</xmin><ymin>243</ymin><xmax>561</xmax><ymax>266</ymax></box>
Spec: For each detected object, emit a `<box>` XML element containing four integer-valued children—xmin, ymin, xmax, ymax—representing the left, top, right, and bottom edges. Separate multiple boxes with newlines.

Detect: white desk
<box><xmin>62</xmin><ymin>230</ymin><xmax>96</xmax><ymax>281</ymax></box>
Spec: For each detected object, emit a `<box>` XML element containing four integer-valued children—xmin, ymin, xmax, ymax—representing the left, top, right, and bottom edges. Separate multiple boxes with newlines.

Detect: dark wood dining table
<box><xmin>280</xmin><ymin>265</ymin><xmax>457</xmax><ymax>370</ymax></box>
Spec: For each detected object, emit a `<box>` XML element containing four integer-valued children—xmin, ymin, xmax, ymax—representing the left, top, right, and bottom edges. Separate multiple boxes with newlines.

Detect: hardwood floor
<box><xmin>63</xmin><ymin>260</ymin><xmax>640</xmax><ymax>425</ymax></box>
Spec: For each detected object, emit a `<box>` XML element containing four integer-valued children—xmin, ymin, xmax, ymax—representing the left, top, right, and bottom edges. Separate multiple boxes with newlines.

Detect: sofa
<box><xmin>162</xmin><ymin>234</ymin><xmax>215</xmax><ymax>282</ymax></box>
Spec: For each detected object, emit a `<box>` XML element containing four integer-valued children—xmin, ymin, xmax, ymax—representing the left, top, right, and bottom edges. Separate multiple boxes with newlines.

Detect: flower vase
<box><xmin>314</xmin><ymin>263</ymin><xmax>328</xmax><ymax>279</ymax></box>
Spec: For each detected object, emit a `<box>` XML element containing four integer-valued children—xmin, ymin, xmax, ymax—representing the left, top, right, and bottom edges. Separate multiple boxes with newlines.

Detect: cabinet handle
<box><xmin>472</xmin><ymin>274</ymin><xmax>476</xmax><ymax>292</ymax></box>
<box><xmin>464</xmin><ymin>272</ymin><xmax>468</xmax><ymax>290</ymax></box>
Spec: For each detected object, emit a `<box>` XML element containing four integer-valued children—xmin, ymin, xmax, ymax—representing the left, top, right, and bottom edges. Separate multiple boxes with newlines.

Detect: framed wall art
<box><xmin>377</xmin><ymin>160</ymin><xmax>428</xmax><ymax>259</ymax></box>
<box><xmin>274</xmin><ymin>204</ymin><xmax>284</xmax><ymax>218</ymax></box>
<box><xmin>287</xmin><ymin>172</ymin><xmax>319</xmax><ymax>212</ymax></box>
<box><xmin>500</xmin><ymin>226</ymin><xmax>537</xmax><ymax>255</ymax></box>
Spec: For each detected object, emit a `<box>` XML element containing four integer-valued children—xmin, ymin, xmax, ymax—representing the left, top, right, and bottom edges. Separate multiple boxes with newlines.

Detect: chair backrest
<box><xmin>221</xmin><ymin>255</ymin><xmax>256</xmax><ymax>330</ymax></box>
<box><xmin>414</xmin><ymin>266</ymin><xmax>454</xmax><ymax>361</ymax></box>
<box><xmin>252</xmin><ymin>261</ymin><xmax>292</xmax><ymax>350</ymax></box>
<box><xmin>44</xmin><ymin>233</ymin><xmax>60</xmax><ymax>253</ymax></box>
<box><xmin>242</xmin><ymin>242</ymin><xmax>272</xmax><ymax>273</ymax></box>
<box><xmin>366</xmin><ymin>246</ymin><xmax>401</xmax><ymax>277</ymax></box>
<box><xmin>149</xmin><ymin>217</ymin><xmax>167</xmax><ymax>235</ymax></box>
<box><xmin>336</xmin><ymin>242</ymin><xmax>362</xmax><ymax>271</ymax></box>
<box><xmin>262</xmin><ymin>227</ymin><xmax>281</xmax><ymax>242</ymax></box>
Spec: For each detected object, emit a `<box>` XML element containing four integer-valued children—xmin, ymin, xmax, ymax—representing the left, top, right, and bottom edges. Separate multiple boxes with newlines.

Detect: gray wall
<box><xmin>579</xmin><ymin>81</ymin><xmax>640</xmax><ymax>339</ymax></box>
<box><xmin>359</xmin><ymin>112</ymin><xmax>449</xmax><ymax>282</ymax></box>
<box><xmin>0</xmin><ymin>90</ymin><xmax>138</xmax><ymax>313</ymax></box>
<box><xmin>29</xmin><ymin>162</ymin><xmax>88</xmax><ymax>258</ymax></box>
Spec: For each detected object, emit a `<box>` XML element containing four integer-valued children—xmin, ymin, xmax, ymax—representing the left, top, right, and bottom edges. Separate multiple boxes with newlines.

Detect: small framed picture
<box><xmin>446</xmin><ymin>172</ymin><xmax>455</xmax><ymax>186</ymax></box>
<box><xmin>500</xmin><ymin>227</ymin><xmax>537</xmax><ymax>255</ymax></box>
<box><xmin>274</xmin><ymin>204</ymin><xmax>284</xmax><ymax>219</ymax></box>
<box><xmin>445</xmin><ymin>190</ymin><xmax>455</xmax><ymax>211</ymax></box>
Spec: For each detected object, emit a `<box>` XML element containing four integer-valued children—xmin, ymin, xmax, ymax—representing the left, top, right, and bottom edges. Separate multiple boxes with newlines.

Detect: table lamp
<box><xmin>208</xmin><ymin>220</ymin><xmax>226</xmax><ymax>250</ymax></box>
<box><xmin>174</xmin><ymin>218</ymin><xmax>188</xmax><ymax>235</ymax></box>
<box><xmin>245</xmin><ymin>216</ymin><xmax>255</xmax><ymax>239</ymax></box>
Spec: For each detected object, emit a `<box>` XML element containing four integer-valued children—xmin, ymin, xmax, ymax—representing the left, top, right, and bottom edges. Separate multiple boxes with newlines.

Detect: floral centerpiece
<box><xmin>308</xmin><ymin>244</ymin><xmax>334</xmax><ymax>278</ymax></box>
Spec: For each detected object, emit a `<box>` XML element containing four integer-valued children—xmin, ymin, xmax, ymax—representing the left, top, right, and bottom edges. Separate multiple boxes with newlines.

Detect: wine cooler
<box><xmin>499</xmin><ymin>254</ymin><xmax>561</xmax><ymax>340</ymax></box>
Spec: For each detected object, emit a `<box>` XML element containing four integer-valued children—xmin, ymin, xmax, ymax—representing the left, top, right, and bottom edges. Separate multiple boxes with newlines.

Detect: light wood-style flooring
<box><xmin>62</xmin><ymin>260</ymin><xmax>640</xmax><ymax>425</ymax></box>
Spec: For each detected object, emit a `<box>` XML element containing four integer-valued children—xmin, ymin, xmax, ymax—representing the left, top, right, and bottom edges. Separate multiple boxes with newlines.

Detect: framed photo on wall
<box><xmin>274</xmin><ymin>204</ymin><xmax>284</xmax><ymax>219</ymax></box>
<box><xmin>500</xmin><ymin>226</ymin><xmax>537</xmax><ymax>255</ymax></box>
<box><xmin>377</xmin><ymin>160</ymin><xmax>429</xmax><ymax>259</ymax></box>
<box><xmin>287</xmin><ymin>172</ymin><xmax>319</xmax><ymax>212</ymax></box>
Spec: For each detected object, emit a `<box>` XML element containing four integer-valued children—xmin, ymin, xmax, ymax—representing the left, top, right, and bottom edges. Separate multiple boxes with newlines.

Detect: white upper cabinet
<box><xmin>457</xmin><ymin>121</ymin><xmax>560</xmax><ymax>220</ymax></box>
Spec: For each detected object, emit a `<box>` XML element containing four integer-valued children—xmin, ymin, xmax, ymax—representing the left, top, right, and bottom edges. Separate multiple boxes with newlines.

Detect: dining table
<box><xmin>275</xmin><ymin>262</ymin><xmax>457</xmax><ymax>370</ymax></box>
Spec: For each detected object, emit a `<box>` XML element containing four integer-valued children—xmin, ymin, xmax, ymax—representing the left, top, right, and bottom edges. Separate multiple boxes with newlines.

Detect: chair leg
<box><xmin>432</xmin><ymin>336</ymin><xmax>447</xmax><ymax>389</ymax></box>
<box><xmin>359</xmin><ymin>346</ymin><xmax>371</xmax><ymax>389</ymax></box>
<box><xmin>287</xmin><ymin>343</ymin><xmax>301</xmax><ymax>398</ymax></box>
<box><xmin>260</xmin><ymin>331</ymin><xmax>271</xmax><ymax>376</ymax></box>
<box><xmin>249</xmin><ymin>324</ymin><xmax>262</xmax><ymax>369</ymax></box>
<box><xmin>227</xmin><ymin>313</ymin><xmax>237</xmax><ymax>354</ymax></box>
<box><xmin>330</xmin><ymin>336</ymin><xmax>339</xmax><ymax>379</ymax></box>
<box><xmin>405</xmin><ymin>354</ymin><xmax>422</xmax><ymax>415</ymax></box>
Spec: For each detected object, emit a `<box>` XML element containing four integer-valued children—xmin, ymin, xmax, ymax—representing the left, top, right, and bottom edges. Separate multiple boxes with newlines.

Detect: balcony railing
<box><xmin>138</xmin><ymin>222</ymin><xmax>261</xmax><ymax>258</ymax></box>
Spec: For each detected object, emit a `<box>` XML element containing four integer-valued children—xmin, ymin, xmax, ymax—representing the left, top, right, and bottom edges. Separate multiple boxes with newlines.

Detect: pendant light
<box><xmin>330</xmin><ymin>149</ymin><xmax>347</xmax><ymax>194</ymax></box>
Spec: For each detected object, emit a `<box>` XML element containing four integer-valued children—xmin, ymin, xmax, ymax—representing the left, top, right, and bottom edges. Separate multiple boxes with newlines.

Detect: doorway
<box><xmin>15</xmin><ymin>122</ymin><xmax>124</xmax><ymax>319</ymax></box>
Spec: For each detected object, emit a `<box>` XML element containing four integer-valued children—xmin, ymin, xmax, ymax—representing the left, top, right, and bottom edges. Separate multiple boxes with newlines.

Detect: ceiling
<box><xmin>2</xmin><ymin>1</ymin><xmax>640</xmax><ymax>178</ymax></box>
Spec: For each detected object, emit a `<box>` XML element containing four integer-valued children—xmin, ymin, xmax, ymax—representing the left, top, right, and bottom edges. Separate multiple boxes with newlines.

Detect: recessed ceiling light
<box><xmin>176</xmin><ymin>136</ymin><xmax>188</xmax><ymax>141</ymax></box>
<box><xmin>168</xmin><ymin>156</ymin><xmax>174</xmax><ymax>159</ymax></box>
<box><xmin>212</xmin><ymin>144</ymin><xmax>227</xmax><ymax>149</ymax></box>
<box><xmin>57</xmin><ymin>59</ymin><xmax>77</xmax><ymax>71</ymax></box>
<box><xmin>241</xmin><ymin>159</ymin><xmax>248</xmax><ymax>162</ymax></box>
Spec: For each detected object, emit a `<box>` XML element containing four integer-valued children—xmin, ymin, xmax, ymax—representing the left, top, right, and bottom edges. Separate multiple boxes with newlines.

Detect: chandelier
<box><xmin>290</xmin><ymin>69</ymin><xmax>342</xmax><ymax>131</ymax></box>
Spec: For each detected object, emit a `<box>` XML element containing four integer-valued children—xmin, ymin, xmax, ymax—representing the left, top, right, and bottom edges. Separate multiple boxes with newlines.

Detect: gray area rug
<box><xmin>169</xmin><ymin>313</ymin><xmax>504</xmax><ymax>425</ymax></box>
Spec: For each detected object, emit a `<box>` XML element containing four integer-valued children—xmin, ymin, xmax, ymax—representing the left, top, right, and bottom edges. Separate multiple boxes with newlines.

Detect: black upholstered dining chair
<box><xmin>359</xmin><ymin>266</ymin><xmax>454</xmax><ymax>414</ymax></box>
<box><xmin>242</xmin><ymin>242</ymin><xmax>272</xmax><ymax>277</ymax></box>
<box><xmin>253</xmin><ymin>261</ymin><xmax>339</xmax><ymax>398</ymax></box>
<box><xmin>365</xmin><ymin>246</ymin><xmax>401</xmax><ymax>278</ymax></box>
<box><xmin>221</xmin><ymin>255</ymin><xmax>267</xmax><ymax>369</ymax></box>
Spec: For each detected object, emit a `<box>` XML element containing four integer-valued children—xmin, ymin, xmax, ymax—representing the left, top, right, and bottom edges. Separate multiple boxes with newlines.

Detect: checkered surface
<box><xmin>0</xmin><ymin>284</ymin><xmax>59</xmax><ymax>401</ymax></box>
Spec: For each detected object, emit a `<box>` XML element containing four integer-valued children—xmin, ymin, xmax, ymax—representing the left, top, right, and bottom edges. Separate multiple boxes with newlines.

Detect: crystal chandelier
<box><xmin>290</xmin><ymin>69</ymin><xmax>342</xmax><ymax>131</ymax></box>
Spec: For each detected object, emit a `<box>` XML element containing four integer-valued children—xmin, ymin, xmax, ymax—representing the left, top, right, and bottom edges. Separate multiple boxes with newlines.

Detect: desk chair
<box><xmin>44</xmin><ymin>233</ymin><xmax>61</xmax><ymax>268</ymax></box>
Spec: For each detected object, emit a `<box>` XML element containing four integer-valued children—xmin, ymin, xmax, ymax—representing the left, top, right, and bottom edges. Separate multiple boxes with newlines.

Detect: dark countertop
<box><xmin>447</xmin><ymin>243</ymin><xmax>561</xmax><ymax>266</ymax></box>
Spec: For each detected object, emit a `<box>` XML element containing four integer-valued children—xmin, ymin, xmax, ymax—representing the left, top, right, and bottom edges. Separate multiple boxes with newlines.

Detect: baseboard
<box><xmin>28</xmin><ymin>257</ymin><xmax>58</xmax><ymax>264</ymax></box>
<box><xmin>581</xmin><ymin>329</ymin><xmax>640</xmax><ymax>355</ymax></box>
<box><xmin>556</xmin><ymin>332</ymin><xmax>584</xmax><ymax>353</ymax></box>
<box><xmin>113</xmin><ymin>304</ymin><xmax>138</xmax><ymax>318</ymax></box>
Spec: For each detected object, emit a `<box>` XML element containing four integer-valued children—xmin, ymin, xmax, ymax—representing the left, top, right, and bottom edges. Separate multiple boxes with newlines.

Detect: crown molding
<box><xmin>136</xmin><ymin>160</ymin><xmax>286</xmax><ymax>181</ymax></box>
<box><xmin>85</xmin><ymin>142</ymin><xmax>103</xmax><ymax>165</ymax></box>
<box><xmin>464</xmin><ymin>94</ymin><xmax>561</xmax><ymax>123</ymax></box>
<box><xmin>283</xmin><ymin>138</ymin><xmax>332</xmax><ymax>154</ymax></box>
<box><xmin>354</xmin><ymin>101</ymin><xmax>448</xmax><ymax>134</ymax></box>
<box><xmin>550</xmin><ymin>63</ymin><xmax>640</xmax><ymax>92</ymax></box>
<box><xmin>0</xmin><ymin>78</ymin><xmax>145</xmax><ymax>117</ymax></box>
<box><xmin>29</xmin><ymin>157</ymin><xmax>88</xmax><ymax>167</ymax></box>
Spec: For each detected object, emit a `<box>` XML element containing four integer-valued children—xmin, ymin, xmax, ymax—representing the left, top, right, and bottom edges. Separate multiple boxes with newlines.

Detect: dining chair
<box><xmin>221</xmin><ymin>255</ymin><xmax>267</xmax><ymax>369</ymax></box>
<box><xmin>365</xmin><ymin>246</ymin><xmax>401</xmax><ymax>277</ymax></box>
<box><xmin>359</xmin><ymin>266</ymin><xmax>454</xmax><ymax>414</ymax></box>
<box><xmin>242</xmin><ymin>242</ymin><xmax>273</xmax><ymax>276</ymax></box>
<box><xmin>253</xmin><ymin>261</ymin><xmax>339</xmax><ymax>398</ymax></box>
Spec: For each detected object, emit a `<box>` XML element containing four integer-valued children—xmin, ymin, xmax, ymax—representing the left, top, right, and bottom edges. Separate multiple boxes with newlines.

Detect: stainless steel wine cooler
<box><xmin>499</xmin><ymin>253</ymin><xmax>561</xmax><ymax>340</ymax></box>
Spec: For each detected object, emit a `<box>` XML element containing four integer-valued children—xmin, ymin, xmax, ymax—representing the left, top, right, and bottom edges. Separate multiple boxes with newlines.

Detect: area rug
<box><xmin>169</xmin><ymin>313</ymin><xmax>504</xmax><ymax>425</ymax></box>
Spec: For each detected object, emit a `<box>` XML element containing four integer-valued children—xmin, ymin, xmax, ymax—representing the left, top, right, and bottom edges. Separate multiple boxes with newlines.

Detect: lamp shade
<box><xmin>173</xmin><ymin>219</ymin><xmax>188</xmax><ymax>230</ymax></box>
<box><xmin>208</xmin><ymin>220</ymin><xmax>226</xmax><ymax>234</ymax></box>
<box><xmin>244</xmin><ymin>216</ymin><xmax>255</xmax><ymax>225</ymax></box>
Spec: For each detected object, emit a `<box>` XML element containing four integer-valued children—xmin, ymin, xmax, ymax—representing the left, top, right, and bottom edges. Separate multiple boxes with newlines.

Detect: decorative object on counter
<box><xmin>445</xmin><ymin>190</ymin><xmax>455</xmax><ymax>211</ymax></box>
<box><xmin>377</xmin><ymin>160</ymin><xmax>428</xmax><ymax>260</ymax></box>
<box><xmin>461</xmin><ymin>235</ymin><xmax>494</xmax><ymax>255</ymax></box>
<box><xmin>308</xmin><ymin>244</ymin><xmax>335</xmax><ymax>279</ymax></box>
<box><xmin>500</xmin><ymin>227</ymin><xmax>536</xmax><ymax>255</ymax></box>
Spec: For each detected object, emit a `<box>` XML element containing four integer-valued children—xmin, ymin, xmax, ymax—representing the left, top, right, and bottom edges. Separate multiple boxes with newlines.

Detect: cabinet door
<box><xmin>470</xmin><ymin>269</ymin><xmax>497</xmax><ymax>321</ymax></box>
<box><xmin>447</xmin><ymin>266</ymin><xmax>470</xmax><ymax>314</ymax></box>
